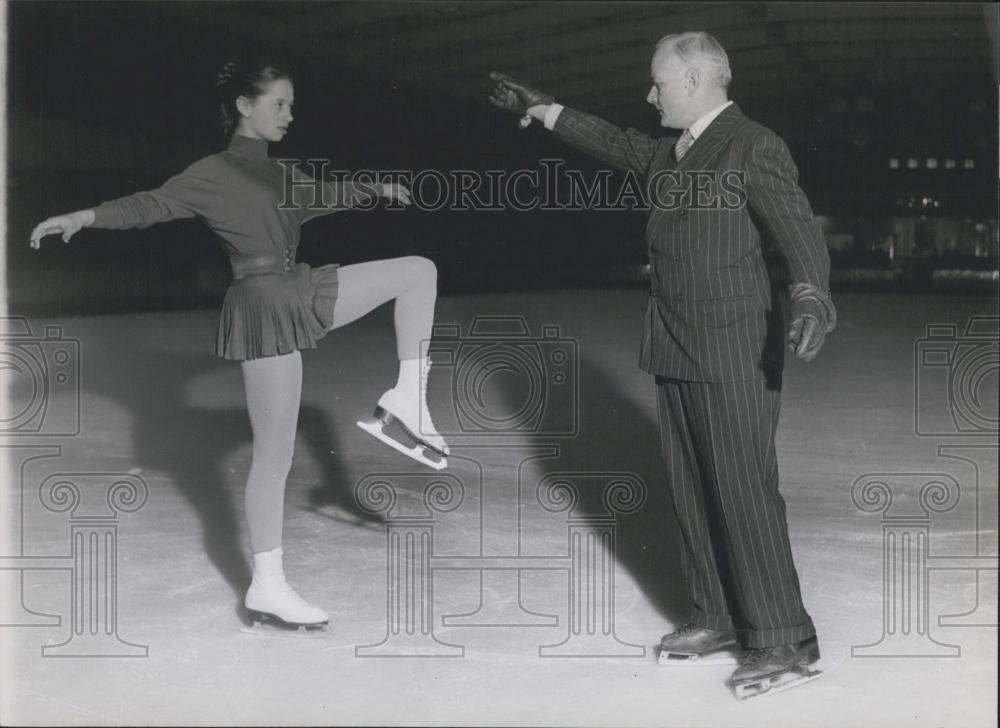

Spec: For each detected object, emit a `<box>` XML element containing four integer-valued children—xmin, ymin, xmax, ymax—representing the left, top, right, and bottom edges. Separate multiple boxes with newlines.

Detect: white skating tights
<box><xmin>240</xmin><ymin>255</ymin><xmax>438</xmax><ymax>553</ymax></box>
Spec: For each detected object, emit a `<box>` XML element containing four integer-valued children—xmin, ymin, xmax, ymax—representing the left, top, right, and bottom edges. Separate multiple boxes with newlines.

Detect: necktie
<box><xmin>674</xmin><ymin>129</ymin><xmax>694</xmax><ymax>161</ymax></box>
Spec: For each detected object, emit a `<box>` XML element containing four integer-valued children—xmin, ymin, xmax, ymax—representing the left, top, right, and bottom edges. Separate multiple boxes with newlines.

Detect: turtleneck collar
<box><xmin>227</xmin><ymin>133</ymin><xmax>269</xmax><ymax>159</ymax></box>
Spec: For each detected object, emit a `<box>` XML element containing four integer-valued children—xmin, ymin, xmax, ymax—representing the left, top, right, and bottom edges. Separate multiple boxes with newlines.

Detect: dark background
<box><xmin>6</xmin><ymin>1</ymin><xmax>998</xmax><ymax>314</ymax></box>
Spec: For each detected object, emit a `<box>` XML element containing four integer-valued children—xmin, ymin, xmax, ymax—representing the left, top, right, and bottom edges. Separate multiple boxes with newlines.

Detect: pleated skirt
<box><xmin>215</xmin><ymin>263</ymin><xmax>339</xmax><ymax>361</ymax></box>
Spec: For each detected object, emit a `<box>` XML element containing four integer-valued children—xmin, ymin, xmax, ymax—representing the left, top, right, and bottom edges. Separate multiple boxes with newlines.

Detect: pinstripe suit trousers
<box><xmin>655</xmin><ymin>374</ymin><xmax>816</xmax><ymax>648</ymax></box>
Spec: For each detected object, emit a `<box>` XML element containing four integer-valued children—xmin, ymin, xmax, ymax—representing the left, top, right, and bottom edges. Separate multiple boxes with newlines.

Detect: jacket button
<box><xmin>650</xmin><ymin>289</ymin><xmax>658</xmax><ymax>298</ymax></box>
<box><xmin>675</xmin><ymin>294</ymin><xmax>685</xmax><ymax>301</ymax></box>
<box><xmin>673</xmin><ymin>255</ymin><xmax>681</xmax><ymax>262</ymax></box>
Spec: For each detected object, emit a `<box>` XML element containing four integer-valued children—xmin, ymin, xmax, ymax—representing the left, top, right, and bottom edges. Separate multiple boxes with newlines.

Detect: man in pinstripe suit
<box><xmin>490</xmin><ymin>31</ymin><xmax>835</xmax><ymax>697</ymax></box>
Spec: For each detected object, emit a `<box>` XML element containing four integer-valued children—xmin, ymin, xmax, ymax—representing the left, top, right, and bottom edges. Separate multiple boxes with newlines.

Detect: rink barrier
<box><xmin>353</xmin><ymin>471</ymin><xmax>647</xmax><ymax>658</ymax></box>
<box><xmin>0</xmin><ymin>461</ymin><xmax>149</xmax><ymax>658</ymax></box>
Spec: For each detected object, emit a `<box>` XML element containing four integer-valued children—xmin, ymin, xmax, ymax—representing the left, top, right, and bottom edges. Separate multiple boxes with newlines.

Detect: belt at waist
<box><xmin>231</xmin><ymin>252</ymin><xmax>295</xmax><ymax>279</ymax></box>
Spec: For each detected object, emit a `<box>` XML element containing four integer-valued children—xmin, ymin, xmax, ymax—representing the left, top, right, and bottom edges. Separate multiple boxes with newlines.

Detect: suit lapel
<box><xmin>647</xmin><ymin>103</ymin><xmax>745</xmax><ymax>243</ymax></box>
<box><xmin>676</xmin><ymin>102</ymin><xmax>744</xmax><ymax>171</ymax></box>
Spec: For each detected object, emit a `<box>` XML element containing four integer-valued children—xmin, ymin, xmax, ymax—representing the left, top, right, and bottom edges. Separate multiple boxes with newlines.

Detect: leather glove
<box><xmin>488</xmin><ymin>72</ymin><xmax>554</xmax><ymax>122</ymax></box>
<box><xmin>787</xmin><ymin>283</ymin><xmax>837</xmax><ymax>362</ymax></box>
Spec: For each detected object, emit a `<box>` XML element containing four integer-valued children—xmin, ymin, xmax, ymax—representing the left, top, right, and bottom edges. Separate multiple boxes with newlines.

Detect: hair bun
<box><xmin>216</xmin><ymin>60</ymin><xmax>239</xmax><ymax>88</ymax></box>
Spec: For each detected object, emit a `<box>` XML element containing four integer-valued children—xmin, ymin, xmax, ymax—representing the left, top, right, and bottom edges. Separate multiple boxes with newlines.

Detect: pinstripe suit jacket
<box><xmin>552</xmin><ymin>103</ymin><xmax>830</xmax><ymax>382</ymax></box>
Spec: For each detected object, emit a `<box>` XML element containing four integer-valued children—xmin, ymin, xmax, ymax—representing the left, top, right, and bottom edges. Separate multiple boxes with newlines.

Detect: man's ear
<box><xmin>684</xmin><ymin>66</ymin><xmax>701</xmax><ymax>94</ymax></box>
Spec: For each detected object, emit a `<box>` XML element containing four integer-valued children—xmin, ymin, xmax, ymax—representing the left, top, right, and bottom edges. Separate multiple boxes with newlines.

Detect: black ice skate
<box><xmin>657</xmin><ymin>623</ymin><xmax>741</xmax><ymax>665</ymax></box>
<box><xmin>731</xmin><ymin>636</ymin><xmax>822</xmax><ymax>699</ymax></box>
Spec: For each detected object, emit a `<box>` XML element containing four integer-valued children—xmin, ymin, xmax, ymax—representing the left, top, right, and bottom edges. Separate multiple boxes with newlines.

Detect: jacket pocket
<box><xmin>690</xmin><ymin>295</ymin><xmax>762</xmax><ymax>329</ymax></box>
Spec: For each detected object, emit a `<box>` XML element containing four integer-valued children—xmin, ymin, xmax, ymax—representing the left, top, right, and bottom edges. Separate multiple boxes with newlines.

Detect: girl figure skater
<box><xmin>29</xmin><ymin>59</ymin><xmax>450</xmax><ymax>630</ymax></box>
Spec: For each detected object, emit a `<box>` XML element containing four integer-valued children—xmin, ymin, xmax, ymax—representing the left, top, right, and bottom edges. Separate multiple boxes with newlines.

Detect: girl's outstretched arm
<box><xmin>30</xmin><ymin>160</ymin><xmax>213</xmax><ymax>250</ymax></box>
<box><xmin>29</xmin><ymin>209</ymin><xmax>96</xmax><ymax>249</ymax></box>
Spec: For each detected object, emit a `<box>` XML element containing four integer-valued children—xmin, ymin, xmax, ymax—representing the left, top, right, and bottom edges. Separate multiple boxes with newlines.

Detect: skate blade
<box><xmin>240</xmin><ymin>610</ymin><xmax>329</xmax><ymax>637</ymax></box>
<box><xmin>658</xmin><ymin>647</ymin><xmax>742</xmax><ymax>666</ymax></box>
<box><xmin>734</xmin><ymin>667</ymin><xmax>823</xmax><ymax>700</ymax></box>
<box><xmin>239</xmin><ymin>623</ymin><xmax>328</xmax><ymax>638</ymax></box>
<box><xmin>357</xmin><ymin>416</ymin><xmax>447</xmax><ymax>470</ymax></box>
<box><xmin>374</xmin><ymin>405</ymin><xmax>449</xmax><ymax>456</ymax></box>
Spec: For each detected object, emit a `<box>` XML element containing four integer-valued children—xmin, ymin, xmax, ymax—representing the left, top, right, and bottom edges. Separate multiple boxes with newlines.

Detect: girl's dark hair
<box><xmin>216</xmin><ymin>59</ymin><xmax>293</xmax><ymax>137</ymax></box>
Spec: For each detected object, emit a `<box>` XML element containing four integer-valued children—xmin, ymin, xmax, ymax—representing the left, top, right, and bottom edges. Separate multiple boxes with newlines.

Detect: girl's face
<box><xmin>238</xmin><ymin>79</ymin><xmax>295</xmax><ymax>142</ymax></box>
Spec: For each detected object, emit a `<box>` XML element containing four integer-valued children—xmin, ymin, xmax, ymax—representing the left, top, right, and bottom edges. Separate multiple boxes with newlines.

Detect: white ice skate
<box><xmin>731</xmin><ymin>638</ymin><xmax>822</xmax><ymax>700</ymax></box>
<box><xmin>242</xmin><ymin>547</ymin><xmax>328</xmax><ymax>634</ymax></box>
<box><xmin>357</xmin><ymin>357</ymin><xmax>449</xmax><ymax>471</ymax></box>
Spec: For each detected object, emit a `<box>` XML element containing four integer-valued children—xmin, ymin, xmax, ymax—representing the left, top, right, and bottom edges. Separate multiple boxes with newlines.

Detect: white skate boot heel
<box><xmin>242</xmin><ymin>547</ymin><xmax>328</xmax><ymax>634</ymax></box>
<box><xmin>357</xmin><ymin>403</ymin><xmax>448</xmax><ymax>471</ymax></box>
<box><xmin>357</xmin><ymin>357</ymin><xmax>450</xmax><ymax>470</ymax></box>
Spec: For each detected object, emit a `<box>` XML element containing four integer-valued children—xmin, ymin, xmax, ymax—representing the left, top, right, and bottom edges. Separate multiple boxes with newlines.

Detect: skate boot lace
<box><xmin>418</xmin><ymin>362</ymin><xmax>446</xmax><ymax>448</ymax></box>
<box><xmin>740</xmin><ymin>647</ymin><xmax>769</xmax><ymax>669</ymax></box>
<box><xmin>419</xmin><ymin>366</ymin><xmax>432</xmax><ymax>421</ymax></box>
<box><xmin>672</xmin><ymin>622</ymin><xmax>700</xmax><ymax>636</ymax></box>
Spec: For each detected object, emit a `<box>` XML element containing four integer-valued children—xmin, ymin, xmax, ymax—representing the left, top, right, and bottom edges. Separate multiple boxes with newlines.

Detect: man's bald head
<box><xmin>653</xmin><ymin>32</ymin><xmax>732</xmax><ymax>91</ymax></box>
<box><xmin>646</xmin><ymin>31</ymin><xmax>731</xmax><ymax>129</ymax></box>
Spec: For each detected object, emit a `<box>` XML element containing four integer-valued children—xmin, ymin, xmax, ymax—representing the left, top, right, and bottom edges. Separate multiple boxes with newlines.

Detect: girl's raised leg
<box><xmin>331</xmin><ymin>256</ymin><xmax>449</xmax><ymax>466</ymax></box>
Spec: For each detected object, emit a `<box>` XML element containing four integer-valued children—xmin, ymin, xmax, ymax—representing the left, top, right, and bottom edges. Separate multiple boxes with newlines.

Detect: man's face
<box><xmin>646</xmin><ymin>50</ymin><xmax>692</xmax><ymax>129</ymax></box>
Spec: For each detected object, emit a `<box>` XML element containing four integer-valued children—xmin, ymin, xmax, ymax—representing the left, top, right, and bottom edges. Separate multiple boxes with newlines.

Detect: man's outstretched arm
<box><xmin>489</xmin><ymin>72</ymin><xmax>664</xmax><ymax>178</ymax></box>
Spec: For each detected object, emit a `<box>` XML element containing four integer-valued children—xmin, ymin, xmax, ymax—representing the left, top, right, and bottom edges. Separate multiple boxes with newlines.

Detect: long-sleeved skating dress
<box><xmin>91</xmin><ymin>134</ymin><xmax>375</xmax><ymax>361</ymax></box>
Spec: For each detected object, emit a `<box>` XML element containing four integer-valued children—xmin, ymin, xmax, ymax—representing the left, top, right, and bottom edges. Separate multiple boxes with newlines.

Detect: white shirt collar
<box><xmin>688</xmin><ymin>100</ymin><xmax>734</xmax><ymax>140</ymax></box>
